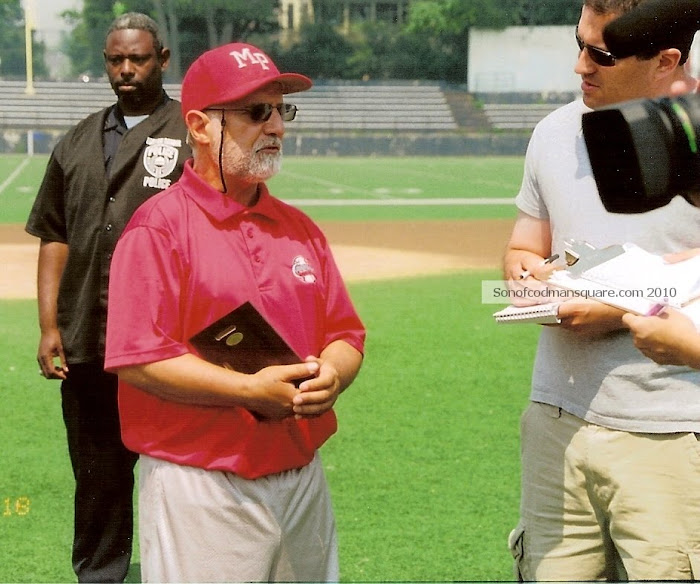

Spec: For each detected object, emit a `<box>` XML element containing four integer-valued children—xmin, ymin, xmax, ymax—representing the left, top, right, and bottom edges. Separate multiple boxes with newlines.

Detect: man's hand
<box><xmin>36</xmin><ymin>240</ymin><xmax>68</xmax><ymax>380</ymax></box>
<box><xmin>503</xmin><ymin>211</ymin><xmax>555</xmax><ymax>305</ymax></box>
<box><xmin>292</xmin><ymin>357</ymin><xmax>341</xmax><ymax>419</ymax></box>
<box><xmin>291</xmin><ymin>341</ymin><xmax>363</xmax><ymax>419</ymax></box>
<box><xmin>247</xmin><ymin>361</ymin><xmax>320</xmax><ymax>420</ymax></box>
<box><xmin>663</xmin><ymin>248</ymin><xmax>700</xmax><ymax>263</ymax></box>
<box><xmin>557</xmin><ymin>299</ymin><xmax>626</xmax><ymax>338</ymax></box>
<box><xmin>37</xmin><ymin>328</ymin><xmax>68</xmax><ymax>380</ymax></box>
<box><xmin>622</xmin><ymin>308</ymin><xmax>700</xmax><ymax>367</ymax></box>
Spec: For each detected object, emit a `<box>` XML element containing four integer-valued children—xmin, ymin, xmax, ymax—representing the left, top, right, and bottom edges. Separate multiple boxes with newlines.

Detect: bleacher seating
<box><xmin>0</xmin><ymin>80</ymin><xmax>458</xmax><ymax>132</ymax></box>
<box><xmin>0</xmin><ymin>80</ymin><xmax>572</xmax><ymax>137</ymax></box>
<box><xmin>0</xmin><ymin>80</ymin><xmax>181</xmax><ymax>130</ymax></box>
<box><xmin>291</xmin><ymin>85</ymin><xmax>458</xmax><ymax>131</ymax></box>
<box><xmin>480</xmin><ymin>103</ymin><xmax>560</xmax><ymax>130</ymax></box>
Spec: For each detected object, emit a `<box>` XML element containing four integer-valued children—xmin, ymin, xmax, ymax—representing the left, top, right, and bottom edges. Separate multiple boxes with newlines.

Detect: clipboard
<box><xmin>548</xmin><ymin>241</ymin><xmax>700</xmax><ymax>315</ymax></box>
<box><xmin>189</xmin><ymin>302</ymin><xmax>302</xmax><ymax>374</ymax></box>
<box><xmin>562</xmin><ymin>239</ymin><xmax>625</xmax><ymax>276</ymax></box>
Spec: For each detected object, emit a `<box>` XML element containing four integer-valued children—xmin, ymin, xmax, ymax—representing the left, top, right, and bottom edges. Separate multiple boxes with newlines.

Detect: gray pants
<box><xmin>138</xmin><ymin>452</ymin><xmax>338</xmax><ymax>582</ymax></box>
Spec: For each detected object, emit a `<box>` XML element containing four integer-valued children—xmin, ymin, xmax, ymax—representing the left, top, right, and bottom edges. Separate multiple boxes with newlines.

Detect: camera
<box><xmin>582</xmin><ymin>95</ymin><xmax>700</xmax><ymax>213</ymax></box>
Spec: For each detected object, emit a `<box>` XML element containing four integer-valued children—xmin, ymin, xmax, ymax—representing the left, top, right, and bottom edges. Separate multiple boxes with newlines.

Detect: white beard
<box><xmin>221</xmin><ymin>137</ymin><xmax>282</xmax><ymax>183</ymax></box>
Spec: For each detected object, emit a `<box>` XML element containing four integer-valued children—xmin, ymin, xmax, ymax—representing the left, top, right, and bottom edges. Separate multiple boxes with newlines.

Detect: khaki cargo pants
<box><xmin>510</xmin><ymin>402</ymin><xmax>700</xmax><ymax>581</ymax></box>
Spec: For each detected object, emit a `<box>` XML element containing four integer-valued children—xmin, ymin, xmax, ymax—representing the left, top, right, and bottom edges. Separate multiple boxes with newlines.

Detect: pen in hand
<box><xmin>519</xmin><ymin>254</ymin><xmax>560</xmax><ymax>280</ymax></box>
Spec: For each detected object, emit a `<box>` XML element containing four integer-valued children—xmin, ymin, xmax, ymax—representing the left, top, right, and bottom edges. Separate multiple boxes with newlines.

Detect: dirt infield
<box><xmin>1</xmin><ymin>219</ymin><xmax>513</xmax><ymax>298</ymax></box>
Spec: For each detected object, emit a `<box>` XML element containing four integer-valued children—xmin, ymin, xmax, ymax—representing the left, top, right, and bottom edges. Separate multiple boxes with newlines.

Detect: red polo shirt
<box><xmin>105</xmin><ymin>161</ymin><xmax>365</xmax><ymax>478</ymax></box>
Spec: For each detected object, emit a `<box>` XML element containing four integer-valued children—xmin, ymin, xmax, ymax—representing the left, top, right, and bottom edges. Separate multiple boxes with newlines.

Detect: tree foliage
<box><xmin>402</xmin><ymin>0</ymin><xmax>505</xmax><ymax>83</ymax></box>
<box><xmin>511</xmin><ymin>0</ymin><xmax>582</xmax><ymax>26</ymax></box>
<box><xmin>61</xmin><ymin>0</ymin><xmax>119</xmax><ymax>79</ymax></box>
<box><xmin>173</xmin><ymin>0</ymin><xmax>279</xmax><ymax>78</ymax></box>
<box><xmin>60</xmin><ymin>0</ymin><xmax>280</xmax><ymax>80</ymax></box>
<box><xmin>5</xmin><ymin>0</ymin><xmax>583</xmax><ymax>82</ymax></box>
<box><xmin>275</xmin><ymin>22</ymin><xmax>354</xmax><ymax>79</ymax></box>
<box><xmin>348</xmin><ymin>22</ymin><xmax>453</xmax><ymax>81</ymax></box>
<box><xmin>407</xmin><ymin>0</ymin><xmax>512</xmax><ymax>35</ymax></box>
<box><xmin>0</xmin><ymin>0</ymin><xmax>48</xmax><ymax>79</ymax></box>
<box><xmin>407</xmin><ymin>0</ymin><xmax>580</xmax><ymax>29</ymax></box>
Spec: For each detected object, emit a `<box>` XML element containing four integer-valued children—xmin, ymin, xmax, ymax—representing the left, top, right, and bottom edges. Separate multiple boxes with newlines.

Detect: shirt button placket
<box><xmin>244</xmin><ymin>224</ymin><xmax>266</xmax><ymax>279</ymax></box>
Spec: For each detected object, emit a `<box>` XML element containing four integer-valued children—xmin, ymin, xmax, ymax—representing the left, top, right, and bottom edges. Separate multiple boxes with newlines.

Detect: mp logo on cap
<box><xmin>230</xmin><ymin>48</ymin><xmax>271</xmax><ymax>71</ymax></box>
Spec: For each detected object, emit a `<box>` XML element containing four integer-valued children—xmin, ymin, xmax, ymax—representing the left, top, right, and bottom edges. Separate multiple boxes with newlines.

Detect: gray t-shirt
<box><xmin>516</xmin><ymin>99</ymin><xmax>700</xmax><ymax>433</ymax></box>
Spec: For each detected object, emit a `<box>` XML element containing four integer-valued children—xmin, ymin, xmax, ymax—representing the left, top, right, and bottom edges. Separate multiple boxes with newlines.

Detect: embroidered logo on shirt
<box><xmin>292</xmin><ymin>255</ymin><xmax>316</xmax><ymax>283</ymax></box>
<box><xmin>142</xmin><ymin>137</ymin><xmax>182</xmax><ymax>189</ymax></box>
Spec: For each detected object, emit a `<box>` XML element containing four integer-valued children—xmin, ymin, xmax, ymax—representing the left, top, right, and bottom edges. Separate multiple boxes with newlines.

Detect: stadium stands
<box><xmin>0</xmin><ymin>80</ymin><xmax>459</xmax><ymax>132</ymax></box>
<box><xmin>292</xmin><ymin>84</ymin><xmax>458</xmax><ymax>131</ymax></box>
<box><xmin>0</xmin><ymin>81</ymin><xmax>180</xmax><ymax>130</ymax></box>
<box><xmin>480</xmin><ymin>103</ymin><xmax>560</xmax><ymax>130</ymax></box>
<box><xmin>0</xmin><ymin>80</ymin><xmax>573</xmax><ymax>154</ymax></box>
<box><xmin>475</xmin><ymin>91</ymin><xmax>576</xmax><ymax>130</ymax></box>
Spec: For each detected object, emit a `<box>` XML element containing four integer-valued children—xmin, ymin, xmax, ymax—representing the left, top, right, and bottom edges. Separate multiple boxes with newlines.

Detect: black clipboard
<box><xmin>189</xmin><ymin>302</ymin><xmax>302</xmax><ymax>374</ymax></box>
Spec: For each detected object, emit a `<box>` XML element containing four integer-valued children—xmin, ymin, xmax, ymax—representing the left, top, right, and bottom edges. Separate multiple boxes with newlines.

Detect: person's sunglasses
<box><xmin>209</xmin><ymin>103</ymin><xmax>298</xmax><ymax>123</ymax></box>
<box><xmin>575</xmin><ymin>26</ymin><xmax>617</xmax><ymax>67</ymax></box>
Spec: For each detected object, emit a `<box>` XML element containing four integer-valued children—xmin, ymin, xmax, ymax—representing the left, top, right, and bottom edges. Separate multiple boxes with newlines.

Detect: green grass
<box><xmin>0</xmin><ymin>300</ymin><xmax>75</xmax><ymax>583</ymax></box>
<box><xmin>268</xmin><ymin>156</ymin><xmax>524</xmax><ymax>200</ymax></box>
<box><xmin>0</xmin><ymin>273</ymin><xmax>538</xmax><ymax>582</ymax></box>
<box><xmin>326</xmin><ymin>272</ymin><xmax>535</xmax><ymax>581</ymax></box>
<box><xmin>1</xmin><ymin>155</ymin><xmax>522</xmax><ymax>224</ymax></box>
<box><xmin>0</xmin><ymin>155</ymin><xmax>51</xmax><ymax>224</ymax></box>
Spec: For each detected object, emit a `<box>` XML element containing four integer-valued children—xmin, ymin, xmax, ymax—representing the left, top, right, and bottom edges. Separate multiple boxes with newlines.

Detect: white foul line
<box><xmin>283</xmin><ymin>198</ymin><xmax>516</xmax><ymax>206</ymax></box>
<box><xmin>0</xmin><ymin>157</ymin><xmax>31</xmax><ymax>195</ymax></box>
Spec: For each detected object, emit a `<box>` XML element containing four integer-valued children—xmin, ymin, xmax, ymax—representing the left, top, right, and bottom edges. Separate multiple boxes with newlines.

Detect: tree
<box><xmin>275</xmin><ymin>22</ymin><xmax>354</xmax><ymax>79</ymax></box>
<box><xmin>344</xmin><ymin>21</ymin><xmax>448</xmax><ymax>81</ymax></box>
<box><xmin>150</xmin><ymin>0</ymin><xmax>182</xmax><ymax>81</ymax></box>
<box><xmin>173</xmin><ymin>0</ymin><xmax>280</xmax><ymax>74</ymax></box>
<box><xmin>0</xmin><ymin>0</ymin><xmax>48</xmax><ymax>79</ymax></box>
<box><xmin>405</xmin><ymin>0</ymin><xmax>515</xmax><ymax>85</ymax></box>
<box><xmin>61</xmin><ymin>0</ymin><xmax>281</xmax><ymax>81</ymax></box>
<box><xmin>61</xmin><ymin>0</ymin><xmax>123</xmax><ymax>78</ymax></box>
<box><xmin>512</xmin><ymin>0</ymin><xmax>581</xmax><ymax>25</ymax></box>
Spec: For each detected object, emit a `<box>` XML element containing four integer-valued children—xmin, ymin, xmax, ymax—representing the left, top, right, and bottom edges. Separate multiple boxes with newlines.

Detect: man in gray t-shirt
<box><xmin>503</xmin><ymin>0</ymin><xmax>700</xmax><ymax>580</ymax></box>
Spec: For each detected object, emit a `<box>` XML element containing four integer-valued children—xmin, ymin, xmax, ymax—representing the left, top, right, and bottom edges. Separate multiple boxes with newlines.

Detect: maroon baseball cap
<box><xmin>180</xmin><ymin>43</ymin><xmax>312</xmax><ymax>116</ymax></box>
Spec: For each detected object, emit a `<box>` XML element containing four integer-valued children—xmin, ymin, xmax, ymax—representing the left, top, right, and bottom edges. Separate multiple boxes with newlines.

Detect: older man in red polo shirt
<box><xmin>105</xmin><ymin>43</ymin><xmax>365</xmax><ymax>582</ymax></box>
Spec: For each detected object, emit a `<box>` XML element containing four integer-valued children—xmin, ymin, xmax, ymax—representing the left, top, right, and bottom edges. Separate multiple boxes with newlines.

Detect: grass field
<box><xmin>0</xmin><ymin>154</ymin><xmax>523</xmax><ymax>223</ymax></box>
<box><xmin>0</xmin><ymin>154</ymin><xmax>535</xmax><ymax>582</ymax></box>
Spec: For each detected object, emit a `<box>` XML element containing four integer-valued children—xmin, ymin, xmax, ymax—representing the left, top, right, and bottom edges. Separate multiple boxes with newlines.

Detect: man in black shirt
<box><xmin>25</xmin><ymin>12</ymin><xmax>190</xmax><ymax>583</ymax></box>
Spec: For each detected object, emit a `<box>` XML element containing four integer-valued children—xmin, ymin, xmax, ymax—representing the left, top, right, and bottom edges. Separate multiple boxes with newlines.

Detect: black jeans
<box><xmin>61</xmin><ymin>364</ymin><xmax>138</xmax><ymax>583</ymax></box>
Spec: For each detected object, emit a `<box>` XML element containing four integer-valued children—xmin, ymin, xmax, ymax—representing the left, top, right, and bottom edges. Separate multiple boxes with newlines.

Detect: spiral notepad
<box><xmin>493</xmin><ymin>303</ymin><xmax>561</xmax><ymax>324</ymax></box>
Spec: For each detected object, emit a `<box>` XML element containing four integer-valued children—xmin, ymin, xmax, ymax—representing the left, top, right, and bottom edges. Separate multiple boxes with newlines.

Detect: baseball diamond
<box><xmin>0</xmin><ymin>219</ymin><xmax>514</xmax><ymax>299</ymax></box>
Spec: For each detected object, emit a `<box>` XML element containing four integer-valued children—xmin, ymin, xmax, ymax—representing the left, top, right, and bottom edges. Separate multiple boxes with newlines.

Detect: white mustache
<box><xmin>255</xmin><ymin>138</ymin><xmax>282</xmax><ymax>152</ymax></box>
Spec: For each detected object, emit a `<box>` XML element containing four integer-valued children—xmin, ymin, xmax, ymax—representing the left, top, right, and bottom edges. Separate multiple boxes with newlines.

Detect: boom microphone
<box><xmin>603</xmin><ymin>0</ymin><xmax>700</xmax><ymax>59</ymax></box>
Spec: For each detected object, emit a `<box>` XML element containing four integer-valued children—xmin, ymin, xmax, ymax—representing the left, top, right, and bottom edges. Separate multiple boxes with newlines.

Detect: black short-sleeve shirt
<box><xmin>26</xmin><ymin>96</ymin><xmax>190</xmax><ymax>364</ymax></box>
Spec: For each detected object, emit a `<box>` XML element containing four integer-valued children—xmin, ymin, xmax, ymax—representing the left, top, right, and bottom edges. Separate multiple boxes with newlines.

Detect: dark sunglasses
<box><xmin>209</xmin><ymin>103</ymin><xmax>298</xmax><ymax>123</ymax></box>
<box><xmin>575</xmin><ymin>26</ymin><xmax>617</xmax><ymax>67</ymax></box>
